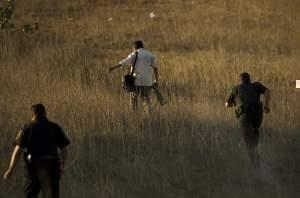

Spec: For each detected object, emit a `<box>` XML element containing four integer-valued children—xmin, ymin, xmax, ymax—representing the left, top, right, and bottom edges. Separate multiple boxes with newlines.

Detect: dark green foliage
<box><xmin>22</xmin><ymin>23</ymin><xmax>39</xmax><ymax>32</ymax></box>
<box><xmin>0</xmin><ymin>1</ymin><xmax>15</xmax><ymax>31</ymax></box>
<box><xmin>1</xmin><ymin>1</ymin><xmax>39</xmax><ymax>32</ymax></box>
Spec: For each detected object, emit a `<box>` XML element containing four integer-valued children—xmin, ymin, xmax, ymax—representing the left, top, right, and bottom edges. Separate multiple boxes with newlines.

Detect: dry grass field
<box><xmin>0</xmin><ymin>0</ymin><xmax>299</xmax><ymax>197</ymax></box>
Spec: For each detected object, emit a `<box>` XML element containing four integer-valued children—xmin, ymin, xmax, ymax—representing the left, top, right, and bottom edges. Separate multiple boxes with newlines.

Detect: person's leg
<box><xmin>245</xmin><ymin>128</ymin><xmax>260</xmax><ymax>167</ymax></box>
<box><xmin>37</xmin><ymin>161</ymin><xmax>60</xmax><ymax>198</ymax></box>
<box><xmin>240</xmin><ymin>116</ymin><xmax>260</xmax><ymax>168</ymax></box>
<box><xmin>130</xmin><ymin>87</ymin><xmax>139</xmax><ymax>111</ymax></box>
<box><xmin>251</xmin><ymin>127</ymin><xmax>260</xmax><ymax>168</ymax></box>
<box><xmin>140</xmin><ymin>86</ymin><xmax>151</xmax><ymax>112</ymax></box>
<box><xmin>49</xmin><ymin>161</ymin><xmax>60</xmax><ymax>198</ymax></box>
<box><xmin>250</xmin><ymin>110</ymin><xmax>263</xmax><ymax>168</ymax></box>
<box><xmin>24</xmin><ymin>163</ymin><xmax>40</xmax><ymax>198</ymax></box>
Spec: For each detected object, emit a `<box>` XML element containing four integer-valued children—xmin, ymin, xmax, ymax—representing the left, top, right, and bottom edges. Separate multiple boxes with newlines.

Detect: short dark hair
<box><xmin>31</xmin><ymin>104</ymin><xmax>46</xmax><ymax>117</ymax></box>
<box><xmin>240</xmin><ymin>72</ymin><xmax>251</xmax><ymax>83</ymax></box>
<box><xmin>134</xmin><ymin>40</ymin><xmax>143</xmax><ymax>49</ymax></box>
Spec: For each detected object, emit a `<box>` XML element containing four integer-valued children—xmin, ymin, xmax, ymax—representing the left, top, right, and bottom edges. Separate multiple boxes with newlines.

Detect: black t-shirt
<box><xmin>227</xmin><ymin>82</ymin><xmax>268</xmax><ymax>107</ymax></box>
<box><xmin>15</xmin><ymin>117</ymin><xmax>70</xmax><ymax>157</ymax></box>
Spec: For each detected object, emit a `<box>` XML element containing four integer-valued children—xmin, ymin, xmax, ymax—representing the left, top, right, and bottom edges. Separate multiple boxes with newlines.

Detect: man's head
<box><xmin>133</xmin><ymin>40</ymin><xmax>144</xmax><ymax>50</ymax></box>
<box><xmin>240</xmin><ymin>72</ymin><xmax>251</xmax><ymax>83</ymax></box>
<box><xmin>31</xmin><ymin>104</ymin><xmax>46</xmax><ymax>120</ymax></box>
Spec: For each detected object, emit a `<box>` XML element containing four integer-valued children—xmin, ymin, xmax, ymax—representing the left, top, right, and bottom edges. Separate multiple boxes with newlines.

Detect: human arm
<box><xmin>255</xmin><ymin>82</ymin><xmax>271</xmax><ymax>113</ymax></box>
<box><xmin>59</xmin><ymin>147</ymin><xmax>69</xmax><ymax>173</ymax></box>
<box><xmin>56</xmin><ymin>124</ymin><xmax>70</xmax><ymax>173</ymax></box>
<box><xmin>152</xmin><ymin>55</ymin><xmax>159</xmax><ymax>86</ymax></box>
<box><xmin>4</xmin><ymin>126</ymin><xmax>29</xmax><ymax>180</ymax></box>
<box><xmin>153</xmin><ymin>67</ymin><xmax>159</xmax><ymax>86</ymax></box>
<box><xmin>263</xmin><ymin>89</ymin><xmax>271</xmax><ymax>113</ymax></box>
<box><xmin>225</xmin><ymin>102</ymin><xmax>233</xmax><ymax>107</ymax></box>
<box><xmin>109</xmin><ymin>52</ymin><xmax>136</xmax><ymax>73</ymax></box>
<box><xmin>108</xmin><ymin>64</ymin><xmax>122</xmax><ymax>72</ymax></box>
<box><xmin>225</xmin><ymin>87</ymin><xmax>237</xmax><ymax>108</ymax></box>
<box><xmin>3</xmin><ymin>146</ymin><xmax>23</xmax><ymax>180</ymax></box>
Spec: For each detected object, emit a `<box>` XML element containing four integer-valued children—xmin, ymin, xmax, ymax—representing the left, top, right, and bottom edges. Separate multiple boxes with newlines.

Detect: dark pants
<box><xmin>24</xmin><ymin>160</ymin><xmax>60</xmax><ymax>198</ymax></box>
<box><xmin>239</xmin><ymin>111</ymin><xmax>263</xmax><ymax>168</ymax></box>
<box><xmin>130</xmin><ymin>86</ymin><xmax>152</xmax><ymax>112</ymax></box>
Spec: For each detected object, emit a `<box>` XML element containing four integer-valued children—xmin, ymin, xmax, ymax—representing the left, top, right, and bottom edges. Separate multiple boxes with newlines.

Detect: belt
<box><xmin>27</xmin><ymin>154</ymin><xmax>58</xmax><ymax>161</ymax></box>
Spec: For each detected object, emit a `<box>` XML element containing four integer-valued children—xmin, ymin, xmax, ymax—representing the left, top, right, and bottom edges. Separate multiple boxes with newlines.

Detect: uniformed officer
<box><xmin>225</xmin><ymin>72</ymin><xmax>271</xmax><ymax>167</ymax></box>
<box><xmin>3</xmin><ymin>104</ymin><xmax>70</xmax><ymax>198</ymax></box>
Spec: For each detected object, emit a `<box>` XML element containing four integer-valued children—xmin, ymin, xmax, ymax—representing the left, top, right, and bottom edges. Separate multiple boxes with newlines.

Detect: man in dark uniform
<box><xmin>3</xmin><ymin>104</ymin><xmax>70</xmax><ymax>198</ymax></box>
<box><xmin>226</xmin><ymin>72</ymin><xmax>271</xmax><ymax>167</ymax></box>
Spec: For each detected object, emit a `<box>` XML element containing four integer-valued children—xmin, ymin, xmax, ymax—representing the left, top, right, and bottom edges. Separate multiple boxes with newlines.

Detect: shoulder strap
<box><xmin>130</xmin><ymin>51</ymin><xmax>138</xmax><ymax>76</ymax></box>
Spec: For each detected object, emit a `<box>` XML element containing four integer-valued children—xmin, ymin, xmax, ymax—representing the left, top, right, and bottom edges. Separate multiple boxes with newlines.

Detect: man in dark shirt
<box><xmin>3</xmin><ymin>104</ymin><xmax>70</xmax><ymax>198</ymax></box>
<box><xmin>226</xmin><ymin>72</ymin><xmax>271</xmax><ymax>168</ymax></box>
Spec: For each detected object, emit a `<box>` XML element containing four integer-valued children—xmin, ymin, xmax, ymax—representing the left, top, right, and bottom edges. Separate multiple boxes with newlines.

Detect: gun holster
<box><xmin>23</xmin><ymin>152</ymin><xmax>32</xmax><ymax>164</ymax></box>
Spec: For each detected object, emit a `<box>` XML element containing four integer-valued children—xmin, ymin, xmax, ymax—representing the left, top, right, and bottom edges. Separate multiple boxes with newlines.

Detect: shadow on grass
<box><xmin>1</xmin><ymin>112</ymin><xmax>298</xmax><ymax>198</ymax></box>
<box><xmin>57</xmin><ymin>115</ymin><xmax>300</xmax><ymax>198</ymax></box>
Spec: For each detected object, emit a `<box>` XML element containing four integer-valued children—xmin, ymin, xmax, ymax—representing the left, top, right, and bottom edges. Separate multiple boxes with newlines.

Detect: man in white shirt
<box><xmin>109</xmin><ymin>40</ymin><xmax>159</xmax><ymax>111</ymax></box>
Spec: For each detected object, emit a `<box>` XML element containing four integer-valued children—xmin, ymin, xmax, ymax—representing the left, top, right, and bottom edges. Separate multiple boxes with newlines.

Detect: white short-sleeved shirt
<box><xmin>119</xmin><ymin>48</ymin><xmax>158</xmax><ymax>86</ymax></box>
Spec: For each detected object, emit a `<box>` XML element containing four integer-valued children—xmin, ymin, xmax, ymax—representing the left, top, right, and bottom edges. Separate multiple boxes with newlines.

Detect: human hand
<box><xmin>3</xmin><ymin>168</ymin><xmax>13</xmax><ymax>180</ymax></box>
<box><xmin>60</xmin><ymin>163</ymin><xmax>65</xmax><ymax>175</ymax></box>
<box><xmin>225</xmin><ymin>102</ymin><xmax>233</xmax><ymax>107</ymax></box>
<box><xmin>108</xmin><ymin>67</ymin><xmax>115</xmax><ymax>73</ymax></box>
<box><xmin>153</xmin><ymin>82</ymin><xmax>158</xmax><ymax>88</ymax></box>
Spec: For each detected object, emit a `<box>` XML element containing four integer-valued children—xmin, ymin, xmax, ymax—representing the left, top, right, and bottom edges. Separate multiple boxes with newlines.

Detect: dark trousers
<box><xmin>130</xmin><ymin>86</ymin><xmax>152</xmax><ymax>112</ymax></box>
<box><xmin>239</xmin><ymin>112</ymin><xmax>263</xmax><ymax>168</ymax></box>
<box><xmin>24</xmin><ymin>160</ymin><xmax>60</xmax><ymax>198</ymax></box>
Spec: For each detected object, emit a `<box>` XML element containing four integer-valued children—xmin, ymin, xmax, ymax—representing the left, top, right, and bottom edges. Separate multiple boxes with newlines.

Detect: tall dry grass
<box><xmin>0</xmin><ymin>0</ymin><xmax>299</xmax><ymax>197</ymax></box>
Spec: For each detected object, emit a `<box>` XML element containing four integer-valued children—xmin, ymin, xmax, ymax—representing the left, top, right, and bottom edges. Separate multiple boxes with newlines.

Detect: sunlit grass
<box><xmin>0</xmin><ymin>0</ymin><xmax>299</xmax><ymax>197</ymax></box>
